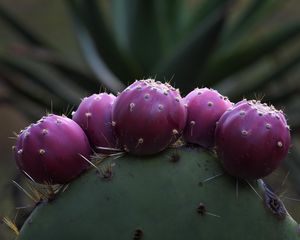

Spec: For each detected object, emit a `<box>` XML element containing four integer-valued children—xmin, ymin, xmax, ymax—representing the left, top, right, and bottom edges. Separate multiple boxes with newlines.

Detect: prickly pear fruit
<box><xmin>215</xmin><ymin>99</ymin><xmax>291</xmax><ymax>179</ymax></box>
<box><xmin>13</xmin><ymin>114</ymin><xmax>91</xmax><ymax>184</ymax></box>
<box><xmin>72</xmin><ymin>93</ymin><xmax>117</xmax><ymax>153</ymax></box>
<box><xmin>17</xmin><ymin>147</ymin><xmax>300</xmax><ymax>240</ymax></box>
<box><xmin>183</xmin><ymin>88</ymin><xmax>232</xmax><ymax>148</ymax></box>
<box><xmin>112</xmin><ymin>79</ymin><xmax>187</xmax><ymax>155</ymax></box>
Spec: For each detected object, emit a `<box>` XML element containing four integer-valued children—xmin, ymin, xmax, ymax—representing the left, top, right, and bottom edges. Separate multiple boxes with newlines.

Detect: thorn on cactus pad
<box><xmin>196</xmin><ymin>203</ymin><xmax>221</xmax><ymax>218</ymax></box>
<box><xmin>79</xmin><ymin>154</ymin><xmax>100</xmax><ymax>173</ymax></box>
<box><xmin>96</xmin><ymin>146</ymin><xmax>122</xmax><ymax>152</ymax></box>
<box><xmin>281</xmin><ymin>171</ymin><xmax>290</xmax><ymax>186</ymax></box>
<box><xmin>201</xmin><ymin>173</ymin><xmax>223</xmax><ymax>184</ymax></box>
<box><xmin>100</xmin><ymin>163</ymin><xmax>115</xmax><ymax>181</ymax></box>
<box><xmin>197</xmin><ymin>203</ymin><xmax>206</xmax><ymax>215</ymax></box>
<box><xmin>245</xmin><ymin>180</ymin><xmax>262</xmax><ymax>200</ymax></box>
<box><xmin>61</xmin><ymin>184</ymin><xmax>70</xmax><ymax>193</ymax></box>
<box><xmin>169</xmin><ymin>151</ymin><xmax>180</xmax><ymax>163</ymax></box>
<box><xmin>133</xmin><ymin>228</ymin><xmax>143</xmax><ymax>240</ymax></box>
<box><xmin>12</xmin><ymin>180</ymin><xmax>39</xmax><ymax>203</ymax></box>
<box><xmin>283</xmin><ymin>196</ymin><xmax>300</xmax><ymax>202</ymax></box>
<box><xmin>22</xmin><ymin>171</ymin><xmax>36</xmax><ymax>183</ymax></box>
<box><xmin>15</xmin><ymin>204</ymin><xmax>34</xmax><ymax>210</ymax></box>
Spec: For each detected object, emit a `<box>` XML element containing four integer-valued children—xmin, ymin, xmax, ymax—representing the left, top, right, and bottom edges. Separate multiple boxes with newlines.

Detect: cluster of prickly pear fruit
<box><xmin>11</xmin><ymin>79</ymin><xmax>298</xmax><ymax>240</ymax></box>
<box><xmin>13</xmin><ymin>79</ymin><xmax>291</xmax><ymax>185</ymax></box>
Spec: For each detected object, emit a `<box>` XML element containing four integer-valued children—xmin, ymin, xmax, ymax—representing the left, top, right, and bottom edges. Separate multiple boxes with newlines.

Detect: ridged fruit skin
<box><xmin>183</xmin><ymin>88</ymin><xmax>232</xmax><ymax>148</ymax></box>
<box><xmin>72</xmin><ymin>93</ymin><xmax>117</xmax><ymax>153</ymax></box>
<box><xmin>215</xmin><ymin>99</ymin><xmax>291</xmax><ymax>179</ymax></box>
<box><xmin>14</xmin><ymin>114</ymin><xmax>91</xmax><ymax>184</ymax></box>
<box><xmin>112</xmin><ymin>79</ymin><xmax>187</xmax><ymax>155</ymax></box>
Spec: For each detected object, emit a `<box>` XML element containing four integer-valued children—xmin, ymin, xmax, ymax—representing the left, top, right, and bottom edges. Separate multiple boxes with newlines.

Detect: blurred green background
<box><xmin>0</xmin><ymin>0</ymin><xmax>300</xmax><ymax>239</ymax></box>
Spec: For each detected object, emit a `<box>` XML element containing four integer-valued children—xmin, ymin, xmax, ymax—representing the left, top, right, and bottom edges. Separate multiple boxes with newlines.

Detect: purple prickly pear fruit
<box><xmin>183</xmin><ymin>88</ymin><xmax>232</xmax><ymax>148</ymax></box>
<box><xmin>13</xmin><ymin>114</ymin><xmax>91</xmax><ymax>184</ymax></box>
<box><xmin>112</xmin><ymin>79</ymin><xmax>187</xmax><ymax>155</ymax></box>
<box><xmin>72</xmin><ymin>93</ymin><xmax>117</xmax><ymax>153</ymax></box>
<box><xmin>215</xmin><ymin>99</ymin><xmax>291</xmax><ymax>179</ymax></box>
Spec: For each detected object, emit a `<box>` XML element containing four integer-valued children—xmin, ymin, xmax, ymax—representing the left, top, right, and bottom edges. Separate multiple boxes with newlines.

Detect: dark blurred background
<box><xmin>0</xmin><ymin>0</ymin><xmax>300</xmax><ymax>239</ymax></box>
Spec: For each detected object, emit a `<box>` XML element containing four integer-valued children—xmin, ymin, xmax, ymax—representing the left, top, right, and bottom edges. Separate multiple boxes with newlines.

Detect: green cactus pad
<box><xmin>18</xmin><ymin>147</ymin><xmax>300</xmax><ymax>240</ymax></box>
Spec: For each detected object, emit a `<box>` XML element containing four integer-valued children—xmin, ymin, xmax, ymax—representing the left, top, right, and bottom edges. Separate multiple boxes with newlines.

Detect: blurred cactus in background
<box><xmin>0</xmin><ymin>0</ymin><xmax>300</xmax><ymax>238</ymax></box>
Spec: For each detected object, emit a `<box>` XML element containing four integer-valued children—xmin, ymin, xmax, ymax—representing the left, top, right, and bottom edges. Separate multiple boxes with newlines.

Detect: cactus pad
<box><xmin>17</xmin><ymin>147</ymin><xmax>299</xmax><ymax>240</ymax></box>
